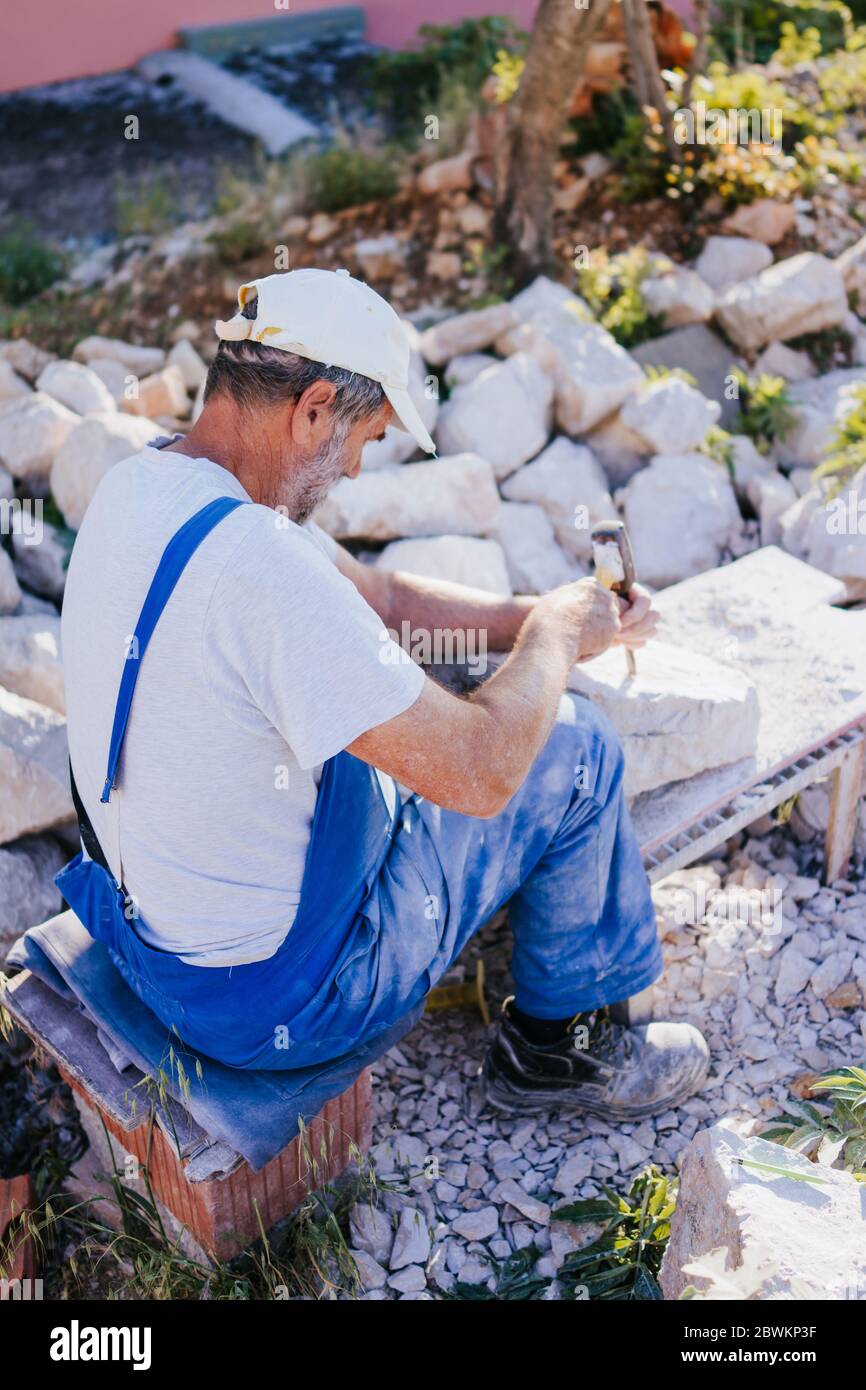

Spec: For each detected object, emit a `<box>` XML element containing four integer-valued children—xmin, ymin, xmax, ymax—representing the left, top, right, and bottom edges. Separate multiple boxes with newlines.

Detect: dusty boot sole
<box><xmin>481</xmin><ymin>1052</ymin><xmax>710</xmax><ymax>1120</ymax></box>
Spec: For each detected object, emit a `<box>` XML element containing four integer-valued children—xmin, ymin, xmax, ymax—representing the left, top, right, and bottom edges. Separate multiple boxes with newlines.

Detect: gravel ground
<box><xmin>354</xmin><ymin>813</ymin><xmax>866</xmax><ymax>1299</ymax></box>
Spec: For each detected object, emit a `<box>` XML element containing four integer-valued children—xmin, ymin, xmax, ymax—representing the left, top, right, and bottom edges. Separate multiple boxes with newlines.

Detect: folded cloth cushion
<box><xmin>4</xmin><ymin>911</ymin><xmax>421</xmax><ymax>1171</ymax></box>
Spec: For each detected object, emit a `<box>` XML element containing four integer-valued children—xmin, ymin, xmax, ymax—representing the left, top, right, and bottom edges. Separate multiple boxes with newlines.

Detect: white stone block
<box><xmin>567</xmin><ymin>639</ymin><xmax>759</xmax><ymax>796</ymax></box>
<box><xmin>376</xmin><ymin>534</ymin><xmax>511</xmax><ymax>595</ymax></box>
<box><xmin>501</xmin><ymin>437</ymin><xmax>614</xmax><ymax>563</ymax></box>
<box><xmin>660</xmin><ymin>1125</ymin><xmax>866</xmax><ymax>1301</ymax></box>
<box><xmin>622</xmin><ymin>453</ymin><xmax>742</xmax><ymax>587</ymax></box>
<box><xmin>435</xmin><ymin>353</ymin><xmax>553</xmax><ymax>480</ymax></box>
<box><xmin>715</xmin><ymin>252</ymin><xmax>848</xmax><ymax>352</ymax></box>
<box><xmin>315</xmin><ymin>453</ymin><xmax>501</xmax><ymax>542</ymax></box>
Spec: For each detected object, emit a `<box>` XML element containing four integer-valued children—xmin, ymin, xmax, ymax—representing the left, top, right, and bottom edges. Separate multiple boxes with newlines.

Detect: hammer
<box><xmin>591</xmin><ymin>519</ymin><xmax>637</xmax><ymax>677</ymax></box>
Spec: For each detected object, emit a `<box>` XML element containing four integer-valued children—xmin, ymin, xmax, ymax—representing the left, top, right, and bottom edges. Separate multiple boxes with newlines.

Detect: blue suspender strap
<box><xmin>100</xmin><ymin>496</ymin><xmax>248</xmax><ymax>804</ymax></box>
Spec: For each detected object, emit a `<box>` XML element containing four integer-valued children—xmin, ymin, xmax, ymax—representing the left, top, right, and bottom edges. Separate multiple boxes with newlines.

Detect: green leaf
<box><xmin>552</xmin><ymin>1198</ymin><xmax>613</xmax><ymax>1224</ymax></box>
<box><xmin>633</xmin><ymin>1266</ymin><xmax>664</xmax><ymax>1300</ymax></box>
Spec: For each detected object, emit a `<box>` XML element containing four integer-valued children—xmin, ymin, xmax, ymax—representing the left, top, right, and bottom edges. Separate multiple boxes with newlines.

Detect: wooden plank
<box><xmin>825</xmin><ymin>739</ymin><xmax>866</xmax><ymax>883</ymax></box>
<box><xmin>2</xmin><ymin>973</ymin><xmax>143</xmax><ymax>1131</ymax></box>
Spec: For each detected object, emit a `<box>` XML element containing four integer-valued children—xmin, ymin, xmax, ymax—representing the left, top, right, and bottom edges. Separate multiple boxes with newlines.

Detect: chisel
<box><xmin>591</xmin><ymin>519</ymin><xmax>638</xmax><ymax>677</ymax></box>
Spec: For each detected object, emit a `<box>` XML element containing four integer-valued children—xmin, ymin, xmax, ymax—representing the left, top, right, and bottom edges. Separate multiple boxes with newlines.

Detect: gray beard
<box><xmin>280</xmin><ymin>428</ymin><xmax>350</xmax><ymax>525</ymax></box>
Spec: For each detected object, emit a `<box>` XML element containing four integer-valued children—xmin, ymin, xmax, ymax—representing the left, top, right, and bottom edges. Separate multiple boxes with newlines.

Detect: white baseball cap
<box><xmin>215</xmin><ymin>268</ymin><xmax>436</xmax><ymax>454</ymax></box>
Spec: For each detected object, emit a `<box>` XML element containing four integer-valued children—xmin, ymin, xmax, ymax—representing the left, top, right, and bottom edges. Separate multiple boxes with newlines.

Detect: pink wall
<box><xmin>0</xmin><ymin>1</ymin><xmax>541</xmax><ymax>94</ymax></box>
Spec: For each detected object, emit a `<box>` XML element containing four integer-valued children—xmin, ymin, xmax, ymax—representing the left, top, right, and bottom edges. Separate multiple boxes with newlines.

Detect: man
<box><xmin>61</xmin><ymin>268</ymin><xmax>708</xmax><ymax>1118</ymax></box>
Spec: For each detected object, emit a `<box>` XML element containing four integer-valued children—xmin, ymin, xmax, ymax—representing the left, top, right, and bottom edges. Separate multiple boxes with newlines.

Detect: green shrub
<box><xmin>303</xmin><ymin>147</ymin><xmax>401</xmax><ymax>213</ymax></box>
<box><xmin>553</xmin><ymin>1167</ymin><xmax>675</xmax><ymax>1301</ymax></box>
<box><xmin>699</xmin><ymin>425</ymin><xmax>738</xmax><ymax>479</ymax></box>
<box><xmin>0</xmin><ymin>228</ymin><xmax>63</xmax><ymax>306</ymax></box>
<box><xmin>365</xmin><ymin>17</ymin><xmax>527</xmax><ymax>138</ymax></box>
<box><xmin>207</xmin><ymin>219</ymin><xmax>267</xmax><ymax>265</ymax></box>
<box><xmin>819</xmin><ymin>24</ymin><xmax>866</xmax><ymax>114</ymax></box>
<box><xmin>786</xmin><ymin>324</ymin><xmax>856</xmax><ymax>372</ymax></box>
<box><xmin>813</xmin><ymin>381</ymin><xmax>866</xmax><ymax>493</ymax></box>
<box><xmin>570</xmin><ymin>91</ymin><xmax>635</xmax><ymax>161</ymax></box>
<box><xmin>577</xmin><ymin>248</ymin><xmax>665</xmax><ymax>348</ymax></box>
<box><xmin>731</xmin><ymin>368</ymin><xmax>796</xmax><ymax>451</ymax></box>
<box><xmin>114</xmin><ymin>173</ymin><xmax>179</xmax><ymax>238</ymax></box>
<box><xmin>712</xmin><ymin>0</ymin><xmax>856</xmax><ymax>65</ymax></box>
<box><xmin>763</xmin><ymin>1066</ymin><xmax>866</xmax><ymax>1174</ymax></box>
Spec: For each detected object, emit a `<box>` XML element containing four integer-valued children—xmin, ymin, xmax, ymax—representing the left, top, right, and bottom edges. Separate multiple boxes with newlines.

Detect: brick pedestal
<box><xmin>62</xmin><ymin>1066</ymin><xmax>372</xmax><ymax>1263</ymax></box>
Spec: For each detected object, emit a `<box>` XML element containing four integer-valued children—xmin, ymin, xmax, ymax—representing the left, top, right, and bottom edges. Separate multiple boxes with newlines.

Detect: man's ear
<box><xmin>291</xmin><ymin>380</ymin><xmax>339</xmax><ymax>448</ymax></box>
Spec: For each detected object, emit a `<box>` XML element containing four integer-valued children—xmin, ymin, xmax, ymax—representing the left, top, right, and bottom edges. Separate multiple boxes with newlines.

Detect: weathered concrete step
<box><xmin>179</xmin><ymin>7</ymin><xmax>364</xmax><ymax>62</ymax></box>
<box><xmin>137</xmin><ymin>51</ymin><xmax>317</xmax><ymax>156</ymax></box>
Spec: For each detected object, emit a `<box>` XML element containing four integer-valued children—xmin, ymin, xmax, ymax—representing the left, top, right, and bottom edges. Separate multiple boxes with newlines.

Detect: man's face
<box><xmin>290</xmin><ymin>398</ymin><xmax>394</xmax><ymax>524</ymax></box>
<box><xmin>336</xmin><ymin>401</ymin><xmax>395</xmax><ymax>481</ymax></box>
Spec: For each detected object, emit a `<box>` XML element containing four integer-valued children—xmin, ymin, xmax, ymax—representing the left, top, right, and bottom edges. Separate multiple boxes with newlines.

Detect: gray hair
<box><xmin>204</xmin><ymin>293</ymin><xmax>386</xmax><ymax>426</ymax></box>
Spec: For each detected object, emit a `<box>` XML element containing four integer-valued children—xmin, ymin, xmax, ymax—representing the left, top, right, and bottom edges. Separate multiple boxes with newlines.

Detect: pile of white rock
<box><xmin>316</xmin><ymin>232</ymin><xmax>866</xmax><ymax>600</ymax></box>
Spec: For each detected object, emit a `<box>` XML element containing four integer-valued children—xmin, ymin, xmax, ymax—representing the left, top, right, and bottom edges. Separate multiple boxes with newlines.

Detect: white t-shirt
<box><xmin>61</xmin><ymin>445</ymin><xmax>424</xmax><ymax>967</ymax></box>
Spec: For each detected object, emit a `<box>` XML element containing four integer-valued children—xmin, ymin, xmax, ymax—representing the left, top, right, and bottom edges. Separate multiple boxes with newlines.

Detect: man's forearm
<box><xmin>464</xmin><ymin>605</ymin><xmax>577</xmax><ymax>806</ymax></box>
<box><xmin>377</xmin><ymin>568</ymin><xmax>538</xmax><ymax>651</ymax></box>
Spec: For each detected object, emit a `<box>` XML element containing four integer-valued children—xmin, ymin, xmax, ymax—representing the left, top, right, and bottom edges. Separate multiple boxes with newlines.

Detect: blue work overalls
<box><xmin>57</xmin><ymin>497</ymin><xmax>662</xmax><ymax>1072</ymax></box>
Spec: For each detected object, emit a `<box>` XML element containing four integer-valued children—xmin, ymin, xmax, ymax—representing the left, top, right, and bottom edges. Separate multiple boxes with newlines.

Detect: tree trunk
<box><xmin>623</xmin><ymin>0</ymin><xmax>681</xmax><ymax>160</ymax></box>
<box><xmin>494</xmin><ymin>0</ymin><xmax>615</xmax><ymax>287</ymax></box>
<box><xmin>681</xmin><ymin>0</ymin><xmax>711</xmax><ymax>110</ymax></box>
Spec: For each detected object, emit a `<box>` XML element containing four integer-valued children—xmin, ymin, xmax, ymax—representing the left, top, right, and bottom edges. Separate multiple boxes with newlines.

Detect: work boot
<box><xmin>482</xmin><ymin>999</ymin><xmax>709</xmax><ymax>1118</ymax></box>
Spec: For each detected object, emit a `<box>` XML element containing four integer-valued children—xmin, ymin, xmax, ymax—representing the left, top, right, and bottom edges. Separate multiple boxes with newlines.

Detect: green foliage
<box><xmin>554</xmin><ymin>1167</ymin><xmax>675</xmax><ymax>1301</ymax></box>
<box><xmin>792</xmin><ymin>132</ymin><xmax>864</xmax><ymax>193</ymax></box>
<box><xmin>0</xmin><ymin>227</ymin><xmax>63</xmax><ymax>306</ymax></box>
<box><xmin>303</xmin><ymin>146</ymin><xmax>401</xmax><ymax>213</ymax></box>
<box><xmin>813</xmin><ymin>380</ymin><xmax>866</xmax><ymax>492</ymax></box>
<box><xmin>643</xmin><ymin>364</ymin><xmax>699</xmax><ymax>387</ymax></box>
<box><xmin>451</xmin><ymin>1245</ymin><xmax>549</xmax><ymax>1300</ymax></box>
<box><xmin>450</xmin><ymin>1166</ymin><xmax>675</xmax><ymax>1301</ymax></box>
<box><xmin>712</xmin><ymin>0</ymin><xmax>855</xmax><ymax>65</ymax></box>
<box><xmin>608</xmin><ymin>41</ymin><xmax>864</xmax><ymax>209</ymax></box>
<box><xmin>786</xmin><ymin>323</ymin><xmax>856</xmax><ymax>372</ymax></box>
<box><xmin>114</xmin><ymin>173</ymin><xmax>179</xmax><ymax>238</ymax></box>
<box><xmin>696</xmin><ymin>62</ymin><xmax>807</xmax><ymax>137</ymax></box>
<box><xmin>700</xmin><ymin>425</ymin><xmax>738</xmax><ymax>479</ymax></box>
<box><xmin>206</xmin><ymin>219</ymin><xmax>267</xmax><ymax>265</ymax></box>
<box><xmin>774</xmin><ymin>19</ymin><xmax>824</xmax><ymax>63</ymax></box>
<box><xmin>731</xmin><ymin>368</ymin><xmax>796</xmax><ymax>450</ymax></box>
<box><xmin>576</xmin><ymin>248</ymin><xmax>665</xmax><ymax>348</ymax></box>
<box><xmin>365</xmin><ymin>18</ymin><xmax>526</xmax><ymax>138</ymax></box>
<box><xmin>819</xmin><ymin>25</ymin><xmax>866</xmax><ymax>114</ymax></box>
<box><xmin>570</xmin><ymin>90</ymin><xmax>635</xmax><ymax>161</ymax></box>
<box><xmin>762</xmin><ymin>1066</ymin><xmax>866</xmax><ymax>1175</ymax></box>
<box><xmin>611</xmin><ymin>111</ymin><xmax>669</xmax><ymax>203</ymax></box>
<box><xmin>465</xmin><ymin>242</ymin><xmax>514</xmax><ymax>307</ymax></box>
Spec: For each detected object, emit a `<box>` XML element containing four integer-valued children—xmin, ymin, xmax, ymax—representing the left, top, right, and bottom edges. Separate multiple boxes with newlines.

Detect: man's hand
<box><xmin>535</xmin><ymin>577</ymin><xmax>622</xmax><ymax>664</ymax></box>
<box><xmin>614</xmin><ymin>582</ymin><xmax>659</xmax><ymax>650</ymax></box>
